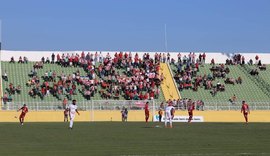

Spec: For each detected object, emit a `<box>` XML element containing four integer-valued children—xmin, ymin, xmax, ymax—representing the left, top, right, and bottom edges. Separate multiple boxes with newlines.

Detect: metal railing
<box><xmin>2</xmin><ymin>100</ymin><xmax>270</xmax><ymax>111</ymax></box>
<box><xmin>2</xmin><ymin>100</ymin><xmax>156</xmax><ymax>111</ymax></box>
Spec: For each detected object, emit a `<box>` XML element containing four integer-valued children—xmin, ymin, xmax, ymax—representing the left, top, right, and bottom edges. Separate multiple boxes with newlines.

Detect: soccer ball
<box><xmin>14</xmin><ymin>116</ymin><xmax>17</xmax><ymax>118</ymax></box>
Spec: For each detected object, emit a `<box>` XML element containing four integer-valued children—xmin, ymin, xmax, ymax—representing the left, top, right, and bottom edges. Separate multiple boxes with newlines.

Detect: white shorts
<box><xmin>70</xmin><ymin>112</ymin><xmax>76</xmax><ymax>120</ymax></box>
<box><xmin>165</xmin><ymin>111</ymin><xmax>172</xmax><ymax>120</ymax></box>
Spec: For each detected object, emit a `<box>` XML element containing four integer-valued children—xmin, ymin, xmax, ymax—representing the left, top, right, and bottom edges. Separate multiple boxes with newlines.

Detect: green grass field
<box><xmin>0</xmin><ymin>122</ymin><xmax>269</xmax><ymax>156</ymax></box>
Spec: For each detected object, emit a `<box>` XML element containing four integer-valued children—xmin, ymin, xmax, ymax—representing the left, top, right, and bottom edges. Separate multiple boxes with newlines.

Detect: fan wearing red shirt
<box><xmin>144</xmin><ymin>102</ymin><xmax>150</xmax><ymax>122</ymax></box>
<box><xmin>187</xmin><ymin>102</ymin><xmax>195</xmax><ymax>123</ymax></box>
<box><xmin>17</xmin><ymin>104</ymin><xmax>28</xmax><ymax>125</ymax></box>
<box><xmin>241</xmin><ymin>101</ymin><xmax>250</xmax><ymax>123</ymax></box>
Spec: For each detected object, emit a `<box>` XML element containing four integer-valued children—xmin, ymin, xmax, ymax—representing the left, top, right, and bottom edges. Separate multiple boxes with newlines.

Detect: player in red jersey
<box><xmin>187</xmin><ymin>101</ymin><xmax>195</xmax><ymax>123</ymax></box>
<box><xmin>144</xmin><ymin>102</ymin><xmax>150</xmax><ymax>122</ymax></box>
<box><xmin>17</xmin><ymin>104</ymin><xmax>28</xmax><ymax>125</ymax></box>
<box><xmin>64</xmin><ymin>108</ymin><xmax>69</xmax><ymax>122</ymax></box>
<box><xmin>241</xmin><ymin>101</ymin><xmax>250</xmax><ymax>123</ymax></box>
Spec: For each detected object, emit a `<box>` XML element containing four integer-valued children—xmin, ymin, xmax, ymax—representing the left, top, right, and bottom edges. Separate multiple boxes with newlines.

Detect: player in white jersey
<box><xmin>68</xmin><ymin>99</ymin><xmax>80</xmax><ymax>129</ymax></box>
<box><xmin>165</xmin><ymin>102</ymin><xmax>175</xmax><ymax>128</ymax></box>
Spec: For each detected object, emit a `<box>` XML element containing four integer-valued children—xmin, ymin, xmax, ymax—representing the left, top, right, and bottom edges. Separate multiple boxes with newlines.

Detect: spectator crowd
<box><xmin>1</xmin><ymin>52</ymin><xmax>266</xmax><ymax>107</ymax></box>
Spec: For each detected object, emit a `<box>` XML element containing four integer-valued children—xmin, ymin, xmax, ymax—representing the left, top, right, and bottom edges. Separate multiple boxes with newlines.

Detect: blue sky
<box><xmin>0</xmin><ymin>0</ymin><xmax>270</xmax><ymax>52</ymax></box>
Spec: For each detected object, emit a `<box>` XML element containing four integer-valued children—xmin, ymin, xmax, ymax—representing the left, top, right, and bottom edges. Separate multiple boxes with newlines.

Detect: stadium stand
<box><xmin>1</xmin><ymin>52</ymin><xmax>165</xmax><ymax>109</ymax></box>
<box><xmin>1</xmin><ymin>51</ymin><xmax>270</xmax><ymax>110</ymax></box>
<box><xmin>170</xmin><ymin>53</ymin><xmax>270</xmax><ymax>106</ymax></box>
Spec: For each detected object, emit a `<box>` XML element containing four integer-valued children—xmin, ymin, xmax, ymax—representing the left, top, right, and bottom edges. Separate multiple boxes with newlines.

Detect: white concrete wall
<box><xmin>0</xmin><ymin>50</ymin><xmax>269</xmax><ymax>64</ymax></box>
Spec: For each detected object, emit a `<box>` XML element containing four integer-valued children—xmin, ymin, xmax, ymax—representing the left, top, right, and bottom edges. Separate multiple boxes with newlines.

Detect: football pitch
<box><xmin>0</xmin><ymin>122</ymin><xmax>269</xmax><ymax>156</ymax></box>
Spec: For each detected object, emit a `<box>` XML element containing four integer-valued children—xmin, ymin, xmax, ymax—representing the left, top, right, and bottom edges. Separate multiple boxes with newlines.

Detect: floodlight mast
<box><xmin>164</xmin><ymin>24</ymin><xmax>168</xmax><ymax>53</ymax></box>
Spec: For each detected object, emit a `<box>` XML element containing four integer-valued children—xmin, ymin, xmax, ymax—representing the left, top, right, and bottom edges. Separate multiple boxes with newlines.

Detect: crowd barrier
<box><xmin>1</xmin><ymin>100</ymin><xmax>269</xmax><ymax>122</ymax></box>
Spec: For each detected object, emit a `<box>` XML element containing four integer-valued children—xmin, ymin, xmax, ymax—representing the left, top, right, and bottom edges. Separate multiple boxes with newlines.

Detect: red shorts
<box><xmin>20</xmin><ymin>113</ymin><xmax>26</xmax><ymax>119</ymax></box>
<box><xmin>243</xmin><ymin>112</ymin><xmax>248</xmax><ymax>116</ymax></box>
<box><xmin>188</xmin><ymin>112</ymin><xmax>193</xmax><ymax>116</ymax></box>
<box><xmin>145</xmin><ymin>112</ymin><xmax>149</xmax><ymax>116</ymax></box>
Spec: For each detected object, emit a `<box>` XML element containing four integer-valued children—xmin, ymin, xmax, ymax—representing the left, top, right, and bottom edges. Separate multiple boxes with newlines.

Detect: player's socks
<box><xmin>245</xmin><ymin>117</ymin><xmax>248</xmax><ymax>123</ymax></box>
<box><xmin>70</xmin><ymin>120</ymin><xmax>74</xmax><ymax>128</ymax></box>
<box><xmin>170</xmin><ymin>121</ymin><xmax>172</xmax><ymax>128</ymax></box>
